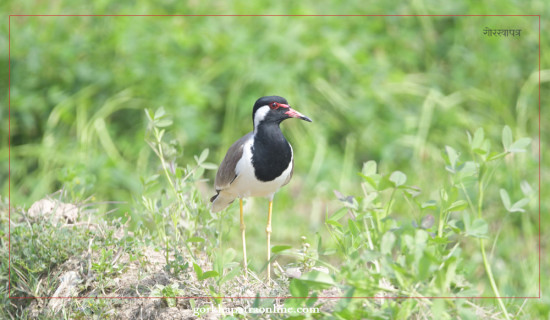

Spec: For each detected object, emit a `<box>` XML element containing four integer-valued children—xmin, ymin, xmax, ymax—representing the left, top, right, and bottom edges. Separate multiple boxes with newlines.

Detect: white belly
<box><xmin>229</xmin><ymin>138</ymin><xmax>293</xmax><ymax>199</ymax></box>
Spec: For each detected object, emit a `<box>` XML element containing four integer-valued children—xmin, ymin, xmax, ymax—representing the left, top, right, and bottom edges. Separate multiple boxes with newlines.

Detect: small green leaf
<box><xmin>447</xmin><ymin>200</ymin><xmax>468</xmax><ymax>212</ymax></box>
<box><xmin>510</xmin><ymin>198</ymin><xmax>529</xmax><ymax>213</ymax></box>
<box><xmin>502</xmin><ymin>125</ymin><xmax>513</xmax><ymax>150</ymax></box>
<box><xmin>444</xmin><ymin>146</ymin><xmax>459</xmax><ymax>170</ymax></box>
<box><xmin>201</xmin><ymin>271</ymin><xmax>219</xmax><ymax>280</ymax></box>
<box><xmin>198</xmin><ymin>149</ymin><xmax>209</xmax><ymax>163</ymax></box>
<box><xmin>520</xmin><ymin>181</ymin><xmax>533</xmax><ymax>196</ymax></box>
<box><xmin>500</xmin><ymin>189</ymin><xmax>511</xmax><ymax>211</ymax></box>
<box><xmin>440</xmin><ymin>188</ymin><xmax>448</xmax><ymax>202</ymax></box>
<box><xmin>509</xmin><ymin>138</ymin><xmax>531</xmax><ymax>153</ymax></box>
<box><xmin>186</xmin><ymin>237</ymin><xmax>205</xmax><ymax>243</ymax></box>
<box><xmin>421</xmin><ymin>200</ymin><xmax>437</xmax><ymax>210</ymax></box>
<box><xmin>298</xmin><ymin>271</ymin><xmax>336</xmax><ymax>289</ymax></box>
<box><xmin>448</xmin><ymin>220</ymin><xmax>463</xmax><ymax>233</ymax></box>
<box><xmin>471</xmin><ymin>128</ymin><xmax>484</xmax><ymax>150</ymax></box>
<box><xmin>466</xmin><ymin>218</ymin><xmax>488</xmax><ymax>238</ymax></box>
<box><xmin>431</xmin><ymin>236</ymin><xmax>451</xmax><ymax>245</ymax></box>
<box><xmin>328</xmin><ymin>208</ymin><xmax>347</xmax><ymax>222</ymax></box>
<box><xmin>358</xmin><ymin>173</ymin><xmax>378</xmax><ymax>189</ymax></box>
<box><xmin>200</xmin><ymin>162</ymin><xmax>218</xmax><ymax>170</ymax></box>
<box><xmin>362</xmin><ymin>160</ymin><xmax>377</xmax><ymax>176</ymax></box>
<box><xmin>348</xmin><ymin>219</ymin><xmax>360</xmax><ymax>238</ymax></box>
<box><xmin>474</xmin><ymin>139</ymin><xmax>490</xmax><ymax>156</ymax></box>
<box><xmin>326</xmin><ymin>220</ymin><xmax>343</xmax><ymax>229</ymax></box>
<box><xmin>144</xmin><ymin>109</ymin><xmax>154</xmax><ymax>122</ymax></box>
<box><xmin>193</xmin><ymin>263</ymin><xmax>203</xmax><ymax>278</ymax></box>
<box><xmin>289</xmin><ymin>279</ymin><xmax>309</xmax><ymax>297</ymax></box>
<box><xmin>271</xmin><ymin>245</ymin><xmax>292</xmax><ymax>253</ymax></box>
<box><xmin>155</xmin><ymin>119</ymin><xmax>173</xmax><ymax>128</ymax></box>
<box><xmin>389</xmin><ymin>171</ymin><xmax>407</xmax><ymax>187</ymax></box>
<box><xmin>403</xmin><ymin>185</ymin><xmax>421</xmax><ymax>198</ymax></box>
<box><xmin>154</xmin><ymin>107</ymin><xmax>166</xmax><ymax>119</ymax></box>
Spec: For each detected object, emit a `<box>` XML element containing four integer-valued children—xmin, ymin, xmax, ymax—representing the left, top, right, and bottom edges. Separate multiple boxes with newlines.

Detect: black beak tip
<box><xmin>301</xmin><ymin>116</ymin><xmax>313</xmax><ymax>122</ymax></box>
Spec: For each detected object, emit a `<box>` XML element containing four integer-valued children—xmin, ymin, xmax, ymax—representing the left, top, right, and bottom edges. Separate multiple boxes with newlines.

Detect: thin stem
<box><xmin>362</xmin><ymin>216</ymin><xmax>380</xmax><ymax>273</ymax></box>
<box><xmin>154</xmin><ymin>128</ymin><xmax>178</xmax><ymax>197</ymax></box>
<box><xmin>480</xmin><ymin>238</ymin><xmax>510</xmax><ymax>320</ymax></box>
<box><xmin>477</xmin><ymin>171</ymin><xmax>510</xmax><ymax>319</ymax></box>
<box><xmin>181</xmin><ymin>163</ymin><xmax>201</xmax><ymax>183</ymax></box>
<box><xmin>437</xmin><ymin>207</ymin><xmax>445</xmax><ymax>238</ymax></box>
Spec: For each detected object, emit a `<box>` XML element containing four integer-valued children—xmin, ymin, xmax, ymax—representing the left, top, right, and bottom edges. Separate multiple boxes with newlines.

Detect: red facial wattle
<box><xmin>269</xmin><ymin>102</ymin><xmax>290</xmax><ymax>110</ymax></box>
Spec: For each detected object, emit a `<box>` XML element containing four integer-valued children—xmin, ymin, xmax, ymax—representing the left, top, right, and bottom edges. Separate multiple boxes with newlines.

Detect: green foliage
<box><xmin>282</xmin><ymin>126</ymin><xmax>533</xmax><ymax>318</ymax></box>
<box><xmin>142</xmin><ymin>107</ymin><xmax>244</xmax><ymax>297</ymax></box>
<box><xmin>91</xmin><ymin>248</ymin><xmax>126</xmax><ymax>283</ymax></box>
<box><xmin>150</xmin><ymin>283</ymin><xmax>185</xmax><ymax>308</ymax></box>
<box><xmin>193</xmin><ymin>263</ymin><xmax>219</xmax><ymax>281</ymax></box>
<box><xmin>68</xmin><ymin>298</ymin><xmax>115</xmax><ymax>319</ymax></box>
<box><xmin>8</xmin><ymin>215</ymin><xmax>93</xmax><ymax>297</ymax></box>
<box><xmin>0</xmin><ymin>204</ymin><xmax>90</xmax><ymax>317</ymax></box>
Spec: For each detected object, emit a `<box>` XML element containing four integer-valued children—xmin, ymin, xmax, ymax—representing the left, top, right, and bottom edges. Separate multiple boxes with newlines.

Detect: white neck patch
<box><xmin>253</xmin><ymin>105</ymin><xmax>270</xmax><ymax>131</ymax></box>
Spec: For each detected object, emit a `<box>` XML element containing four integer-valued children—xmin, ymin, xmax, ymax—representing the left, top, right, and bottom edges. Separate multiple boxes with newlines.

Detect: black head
<box><xmin>251</xmin><ymin>95</ymin><xmax>312</xmax><ymax>129</ymax></box>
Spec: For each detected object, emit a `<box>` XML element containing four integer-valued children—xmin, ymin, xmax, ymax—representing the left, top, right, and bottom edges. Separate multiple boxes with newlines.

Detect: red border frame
<box><xmin>7</xmin><ymin>14</ymin><xmax>541</xmax><ymax>301</ymax></box>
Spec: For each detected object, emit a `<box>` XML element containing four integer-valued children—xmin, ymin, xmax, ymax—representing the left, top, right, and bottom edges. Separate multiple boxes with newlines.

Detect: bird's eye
<box><xmin>270</xmin><ymin>102</ymin><xmax>278</xmax><ymax>109</ymax></box>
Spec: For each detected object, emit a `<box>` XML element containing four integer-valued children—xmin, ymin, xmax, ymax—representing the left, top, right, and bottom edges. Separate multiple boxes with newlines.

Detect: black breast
<box><xmin>252</xmin><ymin>125</ymin><xmax>293</xmax><ymax>182</ymax></box>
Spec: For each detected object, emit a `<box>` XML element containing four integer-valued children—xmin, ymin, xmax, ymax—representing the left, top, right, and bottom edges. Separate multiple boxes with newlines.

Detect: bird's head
<box><xmin>252</xmin><ymin>96</ymin><xmax>312</xmax><ymax>129</ymax></box>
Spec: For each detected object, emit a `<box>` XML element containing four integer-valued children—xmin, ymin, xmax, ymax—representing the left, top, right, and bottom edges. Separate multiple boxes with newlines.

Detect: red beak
<box><xmin>285</xmin><ymin>108</ymin><xmax>313</xmax><ymax>122</ymax></box>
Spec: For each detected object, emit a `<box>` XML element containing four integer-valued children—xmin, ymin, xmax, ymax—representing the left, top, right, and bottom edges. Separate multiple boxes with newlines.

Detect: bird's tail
<box><xmin>210</xmin><ymin>191</ymin><xmax>236</xmax><ymax>213</ymax></box>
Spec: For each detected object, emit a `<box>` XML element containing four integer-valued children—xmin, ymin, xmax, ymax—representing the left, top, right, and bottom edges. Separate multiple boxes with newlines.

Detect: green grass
<box><xmin>1</xmin><ymin>1</ymin><xmax>548</xmax><ymax>318</ymax></box>
<box><xmin>1</xmin><ymin>121</ymin><xmax>540</xmax><ymax>318</ymax></box>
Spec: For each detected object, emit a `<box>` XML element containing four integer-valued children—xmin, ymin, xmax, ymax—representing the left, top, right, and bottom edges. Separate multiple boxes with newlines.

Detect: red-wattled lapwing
<box><xmin>210</xmin><ymin>96</ymin><xmax>312</xmax><ymax>281</ymax></box>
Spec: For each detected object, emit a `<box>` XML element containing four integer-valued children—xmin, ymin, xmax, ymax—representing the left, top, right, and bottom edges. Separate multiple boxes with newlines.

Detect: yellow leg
<box><xmin>266</xmin><ymin>200</ymin><xmax>273</xmax><ymax>281</ymax></box>
<box><xmin>240</xmin><ymin>199</ymin><xmax>247</xmax><ymax>277</ymax></box>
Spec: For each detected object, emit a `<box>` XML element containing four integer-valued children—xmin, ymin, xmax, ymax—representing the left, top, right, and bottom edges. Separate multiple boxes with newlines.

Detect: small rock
<box><xmin>28</xmin><ymin>198</ymin><xmax>79</xmax><ymax>224</ymax></box>
<box><xmin>285</xmin><ymin>267</ymin><xmax>302</xmax><ymax>278</ymax></box>
<box><xmin>47</xmin><ymin>271</ymin><xmax>81</xmax><ymax>312</ymax></box>
<box><xmin>28</xmin><ymin>199</ymin><xmax>56</xmax><ymax>218</ymax></box>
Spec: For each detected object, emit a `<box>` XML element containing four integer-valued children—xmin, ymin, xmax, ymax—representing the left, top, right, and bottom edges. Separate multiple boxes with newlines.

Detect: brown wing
<box><xmin>214</xmin><ymin>132</ymin><xmax>253</xmax><ymax>191</ymax></box>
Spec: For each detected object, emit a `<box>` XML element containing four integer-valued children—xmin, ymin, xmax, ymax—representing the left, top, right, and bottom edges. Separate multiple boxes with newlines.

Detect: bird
<box><xmin>210</xmin><ymin>95</ymin><xmax>312</xmax><ymax>281</ymax></box>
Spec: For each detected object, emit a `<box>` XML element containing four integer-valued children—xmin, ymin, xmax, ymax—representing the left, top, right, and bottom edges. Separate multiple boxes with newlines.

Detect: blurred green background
<box><xmin>1</xmin><ymin>0</ymin><xmax>547</xmax><ymax>303</ymax></box>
